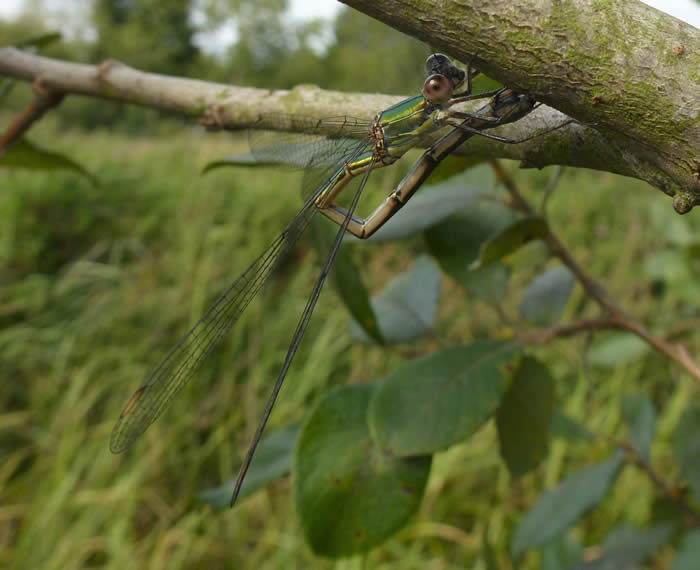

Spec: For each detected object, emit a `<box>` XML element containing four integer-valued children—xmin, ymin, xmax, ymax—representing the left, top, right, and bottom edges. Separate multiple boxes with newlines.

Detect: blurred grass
<box><xmin>0</xmin><ymin>115</ymin><xmax>698</xmax><ymax>570</ymax></box>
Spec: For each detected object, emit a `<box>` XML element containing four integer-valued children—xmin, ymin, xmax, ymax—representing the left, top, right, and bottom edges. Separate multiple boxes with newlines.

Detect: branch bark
<box><xmin>0</xmin><ymin>79</ymin><xmax>63</xmax><ymax>151</ymax></box>
<box><xmin>340</xmin><ymin>0</ymin><xmax>700</xmax><ymax>213</ymax></box>
<box><xmin>0</xmin><ymin>48</ymin><xmax>605</xmax><ymax>170</ymax></box>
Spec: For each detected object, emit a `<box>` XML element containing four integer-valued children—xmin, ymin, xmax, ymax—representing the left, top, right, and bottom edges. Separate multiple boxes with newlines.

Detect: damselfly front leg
<box><xmin>317</xmin><ymin>88</ymin><xmax>544</xmax><ymax>239</ymax></box>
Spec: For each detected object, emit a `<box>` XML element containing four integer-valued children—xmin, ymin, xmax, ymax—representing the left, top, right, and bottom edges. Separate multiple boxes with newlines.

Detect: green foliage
<box><xmin>324</xmin><ymin>8</ymin><xmax>428</xmax><ymax>95</ymax></box>
<box><xmin>540</xmin><ymin>535</ymin><xmax>584</xmax><ymax>570</ymax></box>
<box><xmin>312</xmin><ymin>216</ymin><xmax>383</xmax><ymax>345</ymax></box>
<box><xmin>369</xmin><ymin>341</ymin><xmax>520</xmax><ymax>457</ymax></box>
<box><xmin>425</xmin><ymin>185</ymin><xmax>515</xmax><ymax>303</ymax></box>
<box><xmin>294</xmin><ymin>384</ymin><xmax>431</xmax><ymax>557</ymax></box>
<box><xmin>673</xmin><ymin>529</ymin><xmax>700</xmax><ymax>570</ymax></box>
<box><xmin>3</xmin><ymin>6</ymin><xmax>700</xmax><ymax>567</ymax></box>
<box><xmin>472</xmin><ymin>216</ymin><xmax>549</xmax><ymax>269</ymax></box>
<box><xmin>588</xmin><ymin>333</ymin><xmax>651</xmax><ymax>368</ymax></box>
<box><xmin>511</xmin><ymin>452</ymin><xmax>624</xmax><ymax>557</ymax></box>
<box><xmin>577</xmin><ymin>524</ymin><xmax>673</xmax><ymax>569</ymax></box>
<box><xmin>2</xmin><ymin>119</ymin><xmax>700</xmax><ymax>568</ymax></box>
<box><xmin>518</xmin><ymin>265</ymin><xmax>575</xmax><ymax>325</ymax></box>
<box><xmin>621</xmin><ymin>395</ymin><xmax>656</xmax><ymax>462</ymax></box>
<box><xmin>348</xmin><ymin>255</ymin><xmax>439</xmax><ymax>344</ymax></box>
<box><xmin>358</xmin><ymin>171</ymin><xmax>486</xmax><ymax>242</ymax></box>
<box><xmin>550</xmin><ymin>409</ymin><xmax>595</xmax><ymax>442</ymax></box>
<box><xmin>92</xmin><ymin>0</ymin><xmax>199</xmax><ymax>75</ymax></box>
<box><xmin>673</xmin><ymin>404</ymin><xmax>700</xmax><ymax>503</ymax></box>
<box><xmin>0</xmin><ymin>138</ymin><xmax>97</xmax><ymax>184</ymax></box>
<box><xmin>199</xmin><ymin>423</ymin><xmax>299</xmax><ymax>507</ymax></box>
<box><xmin>496</xmin><ymin>356</ymin><xmax>554</xmax><ymax>478</ymax></box>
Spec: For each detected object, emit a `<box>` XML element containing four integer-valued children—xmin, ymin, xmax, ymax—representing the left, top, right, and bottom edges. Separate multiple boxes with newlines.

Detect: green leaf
<box><xmin>588</xmin><ymin>333</ymin><xmax>650</xmax><ymax>368</ymax></box>
<box><xmin>576</xmin><ymin>524</ymin><xmax>672</xmax><ymax>569</ymax></box>
<box><xmin>496</xmin><ymin>357</ymin><xmax>554</xmax><ymax>478</ymax></box>
<box><xmin>364</xmin><ymin>178</ymin><xmax>484</xmax><ymax>242</ymax></box>
<box><xmin>550</xmin><ymin>409</ymin><xmax>595</xmax><ymax>442</ymax></box>
<box><xmin>369</xmin><ymin>341</ymin><xmax>521</xmax><ymax>456</ymax></box>
<box><xmin>482</xmin><ymin>523</ymin><xmax>501</xmax><ymax>570</ymax></box>
<box><xmin>621</xmin><ymin>395</ymin><xmax>656</xmax><ymax>462</ymax></box>
<box><xmin>201</xmin><ymin>148</ymin><xmax>313</xmax><ymax>172</ymax></box>
<box><xmin>518</xmin><ymin>266</ymin><xmax>575</xmax><ymax>325</ymax></box>
<box><xmin>472</xmin><ymin>74</ymin><xmax>504</xmax><ymax>93</ymax></box>
<box><xmin>0</xmin><ymin>139</ymin><xmax>98</xmax><ymax>185</ymax></box>
<box><xmin>312</xmin><ymin>217</ymin><xmax>383</xmax><ymax>344</ymax></box>
<box><xmin>541</xmin><ymin>535</ymin><xmax>583</xmax><ymax>570</ymax></box>
<box><xmin>472</xmin><ymin>216</ymin><xmax>549</xmax><ymax>269</ymax></box>
<box><xmin>673</xmin><ymin>404</ymin><xmax>700</xmax><ymax>503</ymax></box>
<box><xmin>415</xmin><ymin>153</ymin><xmax>488</xmax><ymax>186</ymax></box>
<box><xmin>672</xmin><ymin>529</ymin><xmax>700</xmax><ymax>570</ymax></box>
<box><xmin>348</xmin><ymin>255</ymin><xmax>439</xmax><ymax>345</ymax></box>
<box><xmin>506</xmin><ymin>240</ymin><xmax>552</xmax><ymax>269</ymax></box>
<box><xmin>198</xmin><ymin>424</ymin><xmax>299</xmax><ymax>509</ymax></box>
<box><xmin>294</xmin><ymin>384</ymin><xmax>431</xmax><ymax>557</ymax></box>
<box><xmin>425</xmin><ymin>199</ymin><xmax>515</xmax><ymax>302</ymax></box>
<box><xmin>15</xmin><ymin>31</ymin><xmax>62</xmax><ymax>49</ymax></box>
<box><xmin>511</xmin><ymin>451</ymin><xmax>624</xmax><ymax>558</ymax></box>
<box><xmin>643</xmin><ymin>249</ymin><xmax>700</xmax><ymax>305</ymax></box>
<box><xmin>0</xmin><ymin>78</ymin><xmax>17</xmax><ymax>104</ymax></box>
<box><xmin>201</xmin><ymin>153</ymin><xmax>273</xmax><ymax>173</ymax></box>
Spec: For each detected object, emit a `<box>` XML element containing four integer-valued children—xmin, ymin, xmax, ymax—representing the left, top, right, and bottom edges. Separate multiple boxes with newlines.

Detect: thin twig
<box><xmin>517</xmin><ymin>318</ymin><xmax>619</xmax><ymax>344</ymax></box>
<box><xmin>618</xmin><ymin>440</ymin><xmax>700</xmax><ymax>527</ymax></box>
<box><xmin>490</xmin><ymin>160</ymin><xmax>700</xmax><ymax>382</ymax></box>
<box><xmin>0</xmin><ymin>79</ymin><xmax>63</xmax><ymax>151</ymax></box>
<box><xmin>540</xmin><ymin>165</ymin><xmax>563</xmax><ymax>215</ymax></box>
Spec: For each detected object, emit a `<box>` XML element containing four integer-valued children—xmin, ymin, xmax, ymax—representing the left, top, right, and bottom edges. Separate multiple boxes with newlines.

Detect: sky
<box><xmin>0</xmin><ymin>1</ymin><xmax>698</xmax><ymax>38</ymax></box>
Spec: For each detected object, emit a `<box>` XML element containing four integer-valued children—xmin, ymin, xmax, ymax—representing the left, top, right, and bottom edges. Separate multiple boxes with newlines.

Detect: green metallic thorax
<box><xmin>314</xmin><ymin>95</ymin><xmax>441</xmax><ymax>207</ymax></box>
<box><xmin>377</xmin><ymin>95</ymin><xmax>439</xmax><ymax>159</ymax></box>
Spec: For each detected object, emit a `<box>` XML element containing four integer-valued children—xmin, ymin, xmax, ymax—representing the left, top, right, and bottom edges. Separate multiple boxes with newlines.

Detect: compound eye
<box><xmin>423</xmin><ymin>74</ymin><xmax>452</xmax><ymax>103</ymax></box>
<box><xmin>425</xmin><ymin>53</ymin><xmax>450</xmax><ymax>74</ymax></box>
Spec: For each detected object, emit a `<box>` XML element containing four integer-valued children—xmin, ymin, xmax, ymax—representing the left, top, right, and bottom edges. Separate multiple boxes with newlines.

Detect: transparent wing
<box><xmin>249</xmin><ymin>115</ymin><xmax>372</xmax><ymax>171</ymax></box>
<box><xmin>229</xmin><ymin>154</ymin><xmax>378</xmax><ymax>505</ymax></box>
<box><xmin>110</xmin><ymin>205</ymin><xmax>313</xmax><ymax>452</ymax></box>
<box><xmin>110</xmin><ymin>135</ymin><xmax>370</xmax><ymax>453</ymax></box>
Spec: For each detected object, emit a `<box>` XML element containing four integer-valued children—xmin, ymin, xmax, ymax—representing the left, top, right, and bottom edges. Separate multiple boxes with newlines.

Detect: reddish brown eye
<box><xmin>423</xmin><ymin>74</ymin><xmax>452</xmax><ymax>103</ymax></box>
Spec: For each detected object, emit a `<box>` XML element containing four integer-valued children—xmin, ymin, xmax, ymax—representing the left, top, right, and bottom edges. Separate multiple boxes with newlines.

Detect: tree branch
<box><xmin>0</xmin><ymin>78</ymin><xmax>63</xmax><ymax>151</ymax></box>
<box><xmin>0</xmin><ymin>38</ymin><xmax>691</xmax><ymax>209</ymax></box>
<box><xmin>491</xmin><ymin>160</ymin><xmax>700</xmax><ymax>382</ymax></box>
<box><xmin>340</xmin><ymin>0</ymin><xmax>700</xmax><ymax>213</ymax></box>
<box><xmin>618</xmin><ymin>439</ymin><xmax>700</xmax><ymax>527</ymax></box>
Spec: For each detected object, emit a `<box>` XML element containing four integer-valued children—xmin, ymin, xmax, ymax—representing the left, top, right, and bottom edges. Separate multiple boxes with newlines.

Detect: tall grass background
<box><xmin>1</xmin><ymin>111</ymin><xmax>697</xmax><ymax>569</ymax></box>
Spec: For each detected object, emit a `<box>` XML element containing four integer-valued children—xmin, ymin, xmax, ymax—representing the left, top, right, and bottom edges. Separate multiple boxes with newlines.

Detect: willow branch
<box><xmin>341</xmin><ymin>0</ymin><xmax>700</xmax><ymax>213</ymax></box>
<box><xmin>518</xmin><ymin>318</ymin><xmax>618</xmax><ymax>344</ymax></box>
<box><xmin>0</xmin><ymin>42</ymin><xmax>695</xmax><ymax>210</ymax></box>
<box><xmin>618</xmin><ymin>440</ymin><xmax>700</xmax><ymax>527</ymax></box>
<box><xmin>491</xmin><ymin>160</ymin><xmax>700</xmax><ymax>381</ymax></box>
<box><xmin>0</xmin><ymin>78</ymin><xmax>63</xmax><ymax>151</ymax></box>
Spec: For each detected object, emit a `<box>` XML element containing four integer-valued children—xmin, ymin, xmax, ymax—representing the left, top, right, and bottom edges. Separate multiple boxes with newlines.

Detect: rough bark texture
<box><xmin>340</xmin><ymin>0</ymin><xmax>700</xmax><ymax>212</ymax></box>
<box><xmin>0</xmin><ymin>47</ymin><xmax>602</xmax><ymax>166</ymax></box>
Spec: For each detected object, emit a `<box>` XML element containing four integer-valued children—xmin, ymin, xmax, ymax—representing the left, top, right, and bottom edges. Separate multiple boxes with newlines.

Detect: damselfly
<box><xmin>110</xmin><ymin>54</ymin><xmax>565</xmax><ymax>506</ymax></box>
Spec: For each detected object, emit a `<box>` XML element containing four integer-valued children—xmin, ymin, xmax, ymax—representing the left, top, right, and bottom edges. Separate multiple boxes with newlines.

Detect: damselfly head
<box><xmin>425</xmin><ymin>53</ymin><xmax>466</xmax><ymax>90</ymax></box>
<box><xmin>423</xmin><ymin>73</ymin><xmax>453</xmax><ymax>104</ymax></box>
